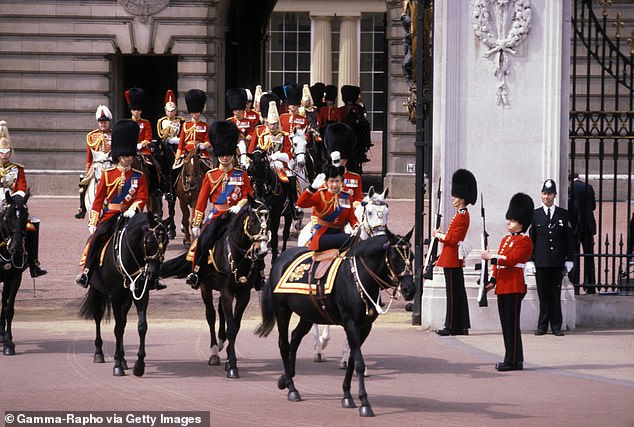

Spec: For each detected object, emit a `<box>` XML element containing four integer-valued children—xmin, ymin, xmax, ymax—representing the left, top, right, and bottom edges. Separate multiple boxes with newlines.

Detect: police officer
<box><xmin>527</xmin><ymin>179</ymin><xmax>574</xmax><ymax>336</ymax></box>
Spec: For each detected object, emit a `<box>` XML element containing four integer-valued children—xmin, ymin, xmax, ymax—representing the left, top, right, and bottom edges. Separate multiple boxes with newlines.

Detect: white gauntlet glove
<box><xmin>123</xmin><ymin>208</ymin><xmax>136</xmax><ymax>219</ymax></box>
<box><xmin>271</xmin><ymin>160</ymin><xmax>284</xmax><ymax>170</ymax></box>
<box><xmin>197</xmin><ymin>143</ymin><xmax>207</xmax><ymax>151</ymax></box>
<box><xmin>88</xmin><ymin>225</ymin><xmax>96</xmax><ymax>235</ymax></box>
<box><xmin>525</xmin><ymin>261</ymin><xmax>536</xmax><ymax>275</ymax></box>
<box><xmin>229</xmin><ymin>204</ymin><xmax>242</xmax><ymax>214</ymax></box>
<box><xmin>565</xmin><ymin>261</ymin><xmax>574</xmax><ymax>273</ymax></box>
<box><xmin>136</xmin><ymin>143</ymin><xmax>143</xmax><ymax>151</ymax></box>
<box><xmin>191</xmin><ymin>226</ymin><xmax>200</xmax><ymax>238</ymax></box>
<box><xmin>311</xmin><ymin>173</ymin><xmax>326</xmax><ymax>190</ymax></box>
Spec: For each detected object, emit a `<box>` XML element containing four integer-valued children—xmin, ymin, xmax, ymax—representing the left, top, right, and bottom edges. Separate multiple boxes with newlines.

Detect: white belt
<box><xmin>498</xmin><ymin>263</ymin><xmax>525</xmax><ymax>269</ymax></box>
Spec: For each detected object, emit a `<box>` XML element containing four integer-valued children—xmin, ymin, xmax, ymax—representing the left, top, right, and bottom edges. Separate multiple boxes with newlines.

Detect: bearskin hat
<box><xmin>210</xmin><ymin>120</ymin><xmax>239</xmax><ymax>157</ymax></box>
<box><xmin>226</xmin><ymin>88</ymin><xmax>247</xmax><ymax>111</ymax></box>
<box><xmin>451</xmin><ymin>169</ymin><xmax>478</xmax><ymax>206</ymax></box>
<box><xmin>341</xmin><ymin>85</ymin><xmax>360</xmax><ymax>103</ymax></box>
<box><xmin>310</xmin><ymin>83</ymin><xmax>326</xmax><ymax>108</ymax></box>
<box><xmin>272</xmin><ymin>86</ymin><xmax>285</xmax><ymax>102</ymax></box>
<box><xmin>185</xmin><ymin>89</ymin><xmax>206</xmax><ymax>114</ymax></box>
<box><xmin>541</xmin><ymin>179</ymin><xmax>557</xmax><ymax>194</ymax></box>
<box><xmin>164</xmin><ymin>89</ymin><xmax>177</xmax><ymax>112</ymax></box>
<box><xmin>125</xmin><ymin>87</ymin><xmax>146</xmax><ymax>110</ymax></box>
<box><xmin>259</xmin><ymin>93</ymin><xmax>280</xmax><ymax>120</ymax></box>
<box><xmin>324</xmin><ymin>85</ymin><xmax>338</xmax><ymax>103</ymax></box>
<box><xmin>95</xmin><ymin>105</ymin><xmax>112</xmax><ymax>122</ymax></box>
<box><xmin>324</xmin><ymin>122</ymin><xmax>356</xmax><ymax>160</ymax></box>
<box><xmin>505</xmin><ymin>193</ymin><xmax>535</xmax><ymax>233</ymax></box>
<box><xmin>111</xmin><ymin>119</ymin><xmax>139</xmax><ymax>162</ymax></box>
<box><xmin>284</xmin><ymin>83</ymin><xmax>301</xmax><ymax>105</ymax></box>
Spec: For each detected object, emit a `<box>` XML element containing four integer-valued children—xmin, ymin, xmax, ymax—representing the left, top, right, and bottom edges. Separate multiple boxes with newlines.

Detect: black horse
<box><xmin>161</xmin><ymin>195</ymin><xmax>270</xmax><ymax>378</ymax></box>
<box><xmin>151</xmin><ymin>139</ymin><xmax>177</xmax><ymax>239</ymax></box>
<box><xmin>256</xmin><ymin>228</ymin><xmax>415</xmax><ymax>417</ymax></box>
<box><xmin>80</xmin><ymin>213</ymin><xmax>168</xmax><ymax>376</ymax></box>
<box><xmin>0</xmin><ymin>192</ymin><xmax>29</xmax><ymax>356</ymax></box>
<box><xmin>248</xmin><ymin>149</ymin><xmax>293</xmax><ymax>261</ymax></box>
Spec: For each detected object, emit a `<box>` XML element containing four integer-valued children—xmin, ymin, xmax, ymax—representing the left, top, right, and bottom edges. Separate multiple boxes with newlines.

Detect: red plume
<box><xmin>164</xmin><ymin>89</ymin><xmax>176</xmax><ymax>105</ymax></box>
<box><xmin>124</xmin><ymin>89</ymin><xmax>131</xmax><ymax>105</ymax></box>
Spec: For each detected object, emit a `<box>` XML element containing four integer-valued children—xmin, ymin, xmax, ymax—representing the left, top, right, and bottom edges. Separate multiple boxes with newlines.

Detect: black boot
<box><xmin>26</xmin><ymin>221</ymin><xmax>47</xmax><ymax>278</ymax></box>
<box><xmin>76</xmin><ymin>269</ymin><xmax>89</xmax><ymax>288</ymax></box>
<box><xmin>186</xmin><ymin>272</ymin><xmax>199</xmax><ymax>289</ymax></box>
<box><xmin>149</xmin><ymin>280</ymin><xmax>167</xmax><ymax>291</ymax></box>
<box><xmin>75</xmin><ymin>183</ymin><xmax>87</xmax><ymax>219</ymax></box>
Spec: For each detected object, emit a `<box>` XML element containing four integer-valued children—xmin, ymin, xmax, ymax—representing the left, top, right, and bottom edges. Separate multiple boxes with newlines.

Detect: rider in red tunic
<box><xmin>248</xmin><ymin>92</ymin><xmax>279</xmax><ymax>153</ymax></box>
<box><xmin>226</xmin><ymin>88</ymin><xmax>256</xmax><ymax>159</ymax></box>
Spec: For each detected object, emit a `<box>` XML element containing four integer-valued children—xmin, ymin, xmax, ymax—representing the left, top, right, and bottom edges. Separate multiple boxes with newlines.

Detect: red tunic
<box><xmin>491</xmin><ymin>233</ymin><xmax>533</xmax><ymax>295</ymax></box>
<box><xmin>0</xmin><ymin>162</ymin><xmax>27</xmax><ymax>196</ymax></box>
<box><xmin>342</xmin><ymin>170</ymin><xmax>363</xmax><ymax>205</ymax></box>
<box><xmin>436</xmin><ymin>209</ymin><xmax>470</xmax><ymax>268</ymax></box>
<box><xmin>132</xmin><ymin>118</ymin><xmax>153</xmax><ymax>156</ymax></box>
<box><xmin>280</xmin><ymin>112</ymin><xmax>308</xmax><ymax>134</ymax></box>
<box><xmin>176</xmin><ymin>119</ymin><xmax>210</xmax><ymax>159</ymax></box>
<box><xmin>244</xmin><ymin>109</ymin><xmax>260</xmax><ymax>128</ymax></box>
<box><xmin>318</xmin><ymin>105</ymin><xmax>341</xmax><ymax>127</ymax></box>
<box><xmin>227</xmin><ymin>116</ymin><xmax>255</xmax><ymax>144</ymax></box>
<box><xmin>85</xmin><ymin>129</ymin><xmax>111</xmax><ymax>171</ymax></box>
<box><xmin>248</xmin><ymin>125</ymin><xmax>267</xmax><ymax>153</ymax></box>
<box><xmin>192</xmin><ymin>165</ymin><xmax>252</xmax><ymax>227</ymax></box>
<box><xmin>297</xmin><ymin>188</ymin><xmax>358</xmax><ymax>251</ymax></box>
<box><xmin>88</xmin><ymin>166</ymin><xmax>148</xmax><ymax>227</ymax></box>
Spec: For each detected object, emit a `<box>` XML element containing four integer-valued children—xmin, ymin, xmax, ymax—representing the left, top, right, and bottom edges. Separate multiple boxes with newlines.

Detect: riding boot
<box><xmin>149</xmin><ymin>279</ymin><xmax>167</xmax><ymax>291</ymax></box>
<box><xmin>76</xmin><ymin>268</ymin><xmax>89</xmax><ymax>288</ymax></box>
<box><xmin>186</xmin><ymin>269</ymin><xmax>199</xmax><ymax>289</ymax></box>
<box><xmin>75</xmin><ymin>182</ymin><xmax>87</xmax><ymax>219</ymax></box>
<box><xmin>26</xmin><ymin>221</ymin><xmax>47</xmax><ymax>278</ymax></box>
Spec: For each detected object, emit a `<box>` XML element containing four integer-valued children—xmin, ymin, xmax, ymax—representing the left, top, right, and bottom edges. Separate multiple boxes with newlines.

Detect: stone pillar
<box><xmin>337</xmin><ymin>15</ymin><xmax>360</xmax><ymax>105</ymax></box>
<box><xmin>311</xmin><ymin>15</ymin><xmax>332</xmax><ymax>84</ymax></box>
<box><xmin>422</xmin><ymin>0</ymin><xmax>575</xmax><ymax>331</ymax></box>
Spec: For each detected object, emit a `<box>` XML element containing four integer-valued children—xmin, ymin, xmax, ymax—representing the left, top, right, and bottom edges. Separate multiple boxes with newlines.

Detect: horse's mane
<box><xmin>348</xmin><ymin>233</ymin><xmax>389</xmax><ymax>256</ymax></box>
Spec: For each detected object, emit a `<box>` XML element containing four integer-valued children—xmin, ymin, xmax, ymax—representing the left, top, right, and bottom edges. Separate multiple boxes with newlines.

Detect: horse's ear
<box><xmin>367</xmin><ymin>186</ymin><xmax>375</xmax><ymax>198</ymax></box>
<box><xmin>404</xmin><ymin>226</ymin><xmax>414</xmax><ymax>242</ymax></box>
<box><xmin>381</xmin><ymin>187</ymin><xmax>389</xmax><ymax>200</ymax></box>
<box><xmin>385</xmin><ymin>227</ymin><xmax>395</xmax><ymax>241</ymax></box>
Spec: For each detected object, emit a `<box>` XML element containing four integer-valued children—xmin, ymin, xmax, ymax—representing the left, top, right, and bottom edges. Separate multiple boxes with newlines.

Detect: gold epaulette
<box><xmin>4</xmin><ymin>162</ymin><xmax>24</xmax><ymax>169</ymax></box>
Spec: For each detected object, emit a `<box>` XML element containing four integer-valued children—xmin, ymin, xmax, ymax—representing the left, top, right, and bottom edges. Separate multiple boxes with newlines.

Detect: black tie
<box><xmin>547</xmin><ymin>207</ymin><xmax>551</xmax><ymax>221</ymax></box>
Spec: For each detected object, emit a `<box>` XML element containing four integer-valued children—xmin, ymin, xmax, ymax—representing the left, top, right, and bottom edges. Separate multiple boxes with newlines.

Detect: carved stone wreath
<box><xmin>472</xmin><ymin>0</ymin><xmax>532</xmax><ymax>107</ymax></box>
<box><xmin>120</xmin><ymin>0</ymin><xmax>169</xmax><ymax>23</ymax></box>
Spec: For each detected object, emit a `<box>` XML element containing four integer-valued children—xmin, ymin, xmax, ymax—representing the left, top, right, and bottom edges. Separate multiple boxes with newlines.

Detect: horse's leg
<box><xmin>275</xmin><ymin>306</ymin><xmax>298</xmax><ymax>397</ymax></box>
<box><xmin>220</xmin><ymin>285</ymin><xmax>251</xmax><ymax>379</ymax></box>
<box><xmin>284</xmin><ymin>317</ymin><xmax>313</xmax><ymax>401</ymax></box>
<box><xmin>281</xmin><ymin>213</ymin><xmax>292</xmax><ymax>253</ymax></box>
<box><xmin>93</xmin><ymin>299</ymin><xmax>105</xmax><ymax>363</ymax></box>
<box><xmin>342</xmin><ymin>321</ymin><xmax>374</xmax><ymax>417</ymax></box>
<box><xmin>202</xmin><ymin>285</ymin><xmax>220</xmax><ymax>366</ymax></box>
<box><xmin>270</xmin><ymin>212</ymin><xmax>281</xmax><ymax>261</ymax></box>
<box><xmin>217</xmin><ymin>298</ymin><xmax>226</xmax><ymax>351</ymax></box>
<box><xmin>0</xmin><ymin>285</ymin><xmax>7</xmax><ymax>343</ymax></box>
<box><xmin>2</xmin><ymin>274</ymin><xmax>21</xmax><ymax>355</ymax></box>
<box><xmin>180</xmin><ymin>198</ymin><xmax>191</xmax><ymax>246</ymax></box>
<box><xmin>167</xmin><ymin>198</ymin><xmax>176</xmax><ymax>239</ymax></box>
<box><xmin>132</xmin><ymin>293</ymin><xmax>148</xmax><ymax>377</ymax></box>
<box><xmin>111</xmin><ymin>295</ymin><xmax>130</xmax><ymax>376</ymax></box>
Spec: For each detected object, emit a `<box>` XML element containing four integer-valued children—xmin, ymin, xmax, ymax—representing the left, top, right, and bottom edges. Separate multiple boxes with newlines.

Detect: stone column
<box><xmin>311</xmin><ymin>15</ymin><xmax>332</xmax><ymax>84</ymax></box>
<box><xmin>337</xmin><ymin>15</ymin><xmax>360</xmax><ymax>106</ymax></box>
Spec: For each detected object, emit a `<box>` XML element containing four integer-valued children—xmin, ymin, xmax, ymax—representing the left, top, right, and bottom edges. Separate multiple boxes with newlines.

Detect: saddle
<box><xmin>311</xmin><ymin>249</ymin><xmax>339</xmax><ymax>281</ymax></box>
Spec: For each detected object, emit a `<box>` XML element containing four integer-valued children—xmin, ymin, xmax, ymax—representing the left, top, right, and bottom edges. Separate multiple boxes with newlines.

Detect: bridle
<box><xmin>180</xmin><ymin>151</ymin><xmax>200</xmax><ymax>192</ymax></box>
<box><xmin>360</xmin><ymin>198</ymin><xmax>389</xmax><ymax>237</ymax></box>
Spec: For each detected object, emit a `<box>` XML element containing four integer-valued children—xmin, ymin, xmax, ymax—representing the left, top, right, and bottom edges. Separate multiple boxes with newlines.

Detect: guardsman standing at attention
<box><xmin>76</xmin><ymin>105</ymin><xmax>112</xmax><ymax>219</ymax></box>
<box><xmin>434</xmin><ymin>169</ymin><xmax>478</xmax><ymax>336</ymax></box>
<box><xmin>481</xmin><ymin>193</ymin><xmax>534</xmax><ymax>371</ymax></box>
<box><xmin>0</xmin><ymin>121</ymin><xmax>47</xmax><ymax>278</ymax></box>
<box><xmin>280</xmin><ymin>83</ymin><xmax>308</xmax><ymax>135</ymax></box>
<box><xmin>186</xmin><ymin>121</ymin><xmax>252</xmax><ymax>289</ymax></box>
<box><xmin>76</xmin><ymin>120</ymin><xmax>159</xmax><ymax>289</ymax></box>
<box><xmin>175</xmin><ymin>89</ymin><xmax>212</xmax><ymax>170</ymax></box>
<box><xmin>527</xmin><ymin>179</ymin><xmax>574</xmax><ymax>336</ymax></box>
<box><xmin>157</xmin><ymin>89</ymin><xmax>184</xmax><ymax>153</ymax></box>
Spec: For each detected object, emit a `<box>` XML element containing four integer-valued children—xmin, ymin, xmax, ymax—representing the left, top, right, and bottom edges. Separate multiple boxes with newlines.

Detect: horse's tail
<box><xmin>254</xmin><ymin>277</ymin><xmax>276</xmax><ymax>338</ymax></box>
<box><xmin>79</xmin><ymin>286</ymin><xmax>110</xmax><ymax>321</ymax></box>
<box><xmin>160</xmin><ymin>251</ymin><xmax>190</xmax><ymax>278</ymax></box>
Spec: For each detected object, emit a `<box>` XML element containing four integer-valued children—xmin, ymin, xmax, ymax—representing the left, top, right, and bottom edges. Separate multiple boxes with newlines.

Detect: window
<box><xmin>360</xmin><ymin>13</ymin><xmax>386</xmax><ymax>131</ymax></box>
<box><xmin>267</xmin><ymin>12</ymin><xmax>311</xmax><ymax>89</ymax></box>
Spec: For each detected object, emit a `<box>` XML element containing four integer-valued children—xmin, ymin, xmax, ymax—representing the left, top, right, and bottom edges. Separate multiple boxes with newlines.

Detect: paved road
<box><xmin>1</xmin><ymin>198</ymin><xmax>633</xmax><ymax>426</ymax></box>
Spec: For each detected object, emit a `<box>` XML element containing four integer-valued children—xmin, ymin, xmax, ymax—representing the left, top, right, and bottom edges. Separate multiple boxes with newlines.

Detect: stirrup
<box><xmin>75</xmin><ymin>273</ymin><xmax>89</xmax><ymax>288</ymax></box>
<box><xmin>186</xmin><ymin>273</ymin><xmax>199</xmax><ymax>289</ymax></box>
<box><xmin>30</xmin><ymin>264</ymin><xmax>47</xmax><ymax>278</ymax></box>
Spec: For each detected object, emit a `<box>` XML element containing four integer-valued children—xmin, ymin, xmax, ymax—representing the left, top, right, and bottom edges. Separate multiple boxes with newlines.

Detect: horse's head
<box><xmin>244</xmin><ymin>194</ymin><xmax>270</xmax><ymax>259</ymax></box>
<box><xmin>384</xmin><ymin>227</ymin><xmax>415</xmax><ymax>301</ymax></box>
<box><xmin>358</xmin><ymin>186</ymin><xmax>390</xmax><ymax>237</ymax></box>
<box><xmin>2</xmin><ymin>190</ymin><xmax>29</xmax><ymax>264</ymax></box>
<box><xmin>182</xmin><ymin>150</ymin><xmax>200</xmax><ymax>191</ymax></box>
<box><xmin>290</xmin><ymin>128</ymin><xmax>308</xmax><ymax>168</ymax></box>
<box><xmin>247</xmin><ymin>149</ymin><xmax>270</xmax><ymax>198</ymax></box>
<box><xmin>142</xmin><ymin>214</ymin><xmax>169</xmax><ymax>284</ymax></box>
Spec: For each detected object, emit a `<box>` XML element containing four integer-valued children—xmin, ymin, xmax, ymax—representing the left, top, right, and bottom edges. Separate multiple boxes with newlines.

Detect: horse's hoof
<box><xmin>339</xmin><ymin>360</ymin><xmax>347</xmax><ymax>369</ymax></box>
<box><xmin>287</xmin><ymin>391</ymin><xmax>301</xmax><ymax>402</ymax></box>
<box><xmin>113</xmin><ymin>366</ymin><xmax>126</xmax><ymax>376</ymax></box>
<box><xmin>93</xmin><ymin>353</ymin><xmax>105</xmax><ymax>364</ymax></box>
<box><xmin>313</xmin><ymin>353</ymin><xmax>326</xmax><ymax>362</ymax></box>
<box><xmin>341</xmin><ymin>397</ymin><xmax>356</xmax><ymax>408</ymax></box>
<box><xmin>121</xmin><ymin>359</ymin><xmax>129</xmax><ymax>370</ymax></box>
<box><xmin>208</xmin><ymin>355</ymin><xmax>220</xmax><ymax>366</ymax></box>
<box><xmin>3</xmin><ymin>344</ymin><xmax>15</xmax><ymax>356</ymax></box>
<box><xmin>226</xmin><ymin>368</ymin><xmax>240</xmax><ymax>379</ymax></box>
<box><xmin>359</xmin><ymin>405</ymin><xmax>375</xmax><ymax>417</ymax></box>
<box><xmin>133</xmin><ymin>362</ymin><xmax>145</xmax><ymax>377</ymax></box>
<box><xmin>277</xmin><ymin>374</ymin><xmax>286</xmax><ymax>390</ymax></box>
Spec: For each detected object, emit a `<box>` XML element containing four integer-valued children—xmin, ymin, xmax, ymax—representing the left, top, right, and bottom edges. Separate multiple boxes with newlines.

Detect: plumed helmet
<box><xmin>541</xmin><ymin>179</ymin><xmax>557</xmax><ymax>194</ymax></box>
<box><xmin>341</xmin><ymin>85</ymin><xmax>360</xmax><ymax>103</ymax></box>
<box><xmin>259</xmin><ymin>93</ymin><xmax>280</xmax><ymax>119</ymax></box>
<box><xmin>210</xmin><ymin>120</ymin><xmax>239</xmax><ymax>157</ymax></box>
<box><xmin>95</xmin><ymin>105</ymin><xmax>112</xmax><ymax>122</ymax></box>
<box><xmin>324</xmin><ymin>122</ymin><xmax>356</xmax><ymax>160</ymax></box>
<box><xmin>253</xmin><ymin>85</ymin><xmax>263</xmax><ymax>106</ymax></box>
<box><xmin>0</xmin><ymin>120</ymin><xmax>12</xmax><ymax>151</ymax></box>
<box><xmin>324</xmin><ymin>84</ymin><xmax>338</xmax><ymax>102</ymax></box>
<box><xmin>505</xmin><ymin>193</ymin><xmax>535</xmax><ymax>233</ymax></box>
<box><xmin>125</xmin><ymin>87</ymin><xmax>146</xmax><ymax>110</ymax></box>
<box><xmin>185</xmin><ymin>89</ymin><xmax>206</xmax><ymax>114</ymax></box>
<box><xmin>272</xmin><ymin>86</ymin><xmax>286</xmax><ymax>102</ymax></box>
<box><xmin>111</xmin><ymin>119</ymin><xmax>139</xmax><ymax>162</ymax></box>
<box><xmin>267</xmin><ymin>101</ymin><xmax>280</xmax><ymax>125</ymax></box>
<box><xmin>451</xmin><ymin>169</ymin><xmax>478</xmax><ymax>206</ymax></box>
<box><xmin>284</xmin><ymin>83</ymin><xmax>301</xmax><ymax>105</ymax></box>
<box><xmin>164</xmin><ymin>89</ymin><xmax>177</xmax><ymax>112</ymax></box>
<box><xmin>310</xmin><ymin>83</ymin><xmax>325</xmax><ymax>108</ymax></box>
<box><xmin>226</xmin><ymin>88</ymin><xmax>247</xmax><ymax>111</ymax></box>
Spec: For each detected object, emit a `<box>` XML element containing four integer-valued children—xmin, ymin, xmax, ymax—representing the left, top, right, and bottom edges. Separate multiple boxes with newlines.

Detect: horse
<box><xmin>0</xmin><ymin>191</ymin><xmax>29</xmax><ymax>356</ymax></box>
<box><xmin>161</xmin><ymin>195</ymin><xmax>270</xmax><ymax>378</ymax></box>
<box><xmin>79</xmin><ymin>213</ymin><xmax>168</xmax><ymax>376</ymax></box>
<box><xmin>255</xmin><ymin>227</ymin><xmax>415</xmax><ymax>417</ymax></box>
<box><xmin>247</xmin><ymin>149</ymin><xmax>294</xmax><ymax>261</ymax></box>
<box><xmin>173</xmin><ymin>150</ymin><xmax>205</xmax><ymax>246</ymax></box>
<box><xmin>83</xmin><ymin>150</ymin><xmax>111</xmax><ymax>214</ymax></box>
<box><xmin>151</xmin><ymin>138</ymin><xmax>178</xmax><ymax>239</ymax></box>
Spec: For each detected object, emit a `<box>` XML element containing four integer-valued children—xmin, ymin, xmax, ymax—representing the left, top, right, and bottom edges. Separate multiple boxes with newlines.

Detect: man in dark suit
<box><xmin>568</xmin><ymin>173</ymin><xmax>597</xmax><ymax>294</ymax></box>
<box><xmin>527</xmin><ymin>179</ymin><xmax>574</xmax><ymax>336</ymax></box>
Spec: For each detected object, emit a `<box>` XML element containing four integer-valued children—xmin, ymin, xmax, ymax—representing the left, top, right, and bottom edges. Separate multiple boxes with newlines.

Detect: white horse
<box><xmin>299</xmin><ymin>186</ymin><xmax>390</xmax><ymax>368</ymax></box>
<box><xmin>83</xmin><ymin>150</ymin><xmax>111</xmax><ymax>213</ymax></box>
<box><xmin>289</xmin><ymin>128</ymin><xmax>311</xmax><ymax>234</ymax></box>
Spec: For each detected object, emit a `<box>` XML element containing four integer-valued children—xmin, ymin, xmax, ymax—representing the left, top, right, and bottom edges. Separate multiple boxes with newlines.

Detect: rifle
<box><xmin>475</xmin><ymin>192</ymin><xmax>489</xmax><ymax>307</ymax></box>
<box><xmin>422</xmin><ymin>178</ymin><xmax>442</xmax><ymax>280</ymax></box>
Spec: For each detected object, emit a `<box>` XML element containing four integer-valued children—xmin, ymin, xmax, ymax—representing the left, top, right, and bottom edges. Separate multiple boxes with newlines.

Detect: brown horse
<box><xmin>173</xmin><ymin>150</ymin><xmax>206</xmax><ymax>246</ymax></box>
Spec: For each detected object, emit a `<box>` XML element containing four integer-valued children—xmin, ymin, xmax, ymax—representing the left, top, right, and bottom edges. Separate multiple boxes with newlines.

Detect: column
<box><xmin>337</xmin><ymin>15</ymin><xmax>360</xmax><ymax>106</ymax></box>
<box><xmin>311</xmin><ymin>15</ymin><xmax>332</xmax><ymax>84</ymax></box>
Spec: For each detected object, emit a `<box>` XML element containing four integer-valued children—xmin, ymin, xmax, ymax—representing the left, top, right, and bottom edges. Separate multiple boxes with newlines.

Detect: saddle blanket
<box><xmin>274</xmin><ymin>251</ymin><xmax>345</xmax><ymax>295</ymax></box>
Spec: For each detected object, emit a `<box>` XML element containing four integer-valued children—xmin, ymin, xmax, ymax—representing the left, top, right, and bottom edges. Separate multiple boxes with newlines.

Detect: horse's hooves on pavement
<box><xmin>113</xmin><ymin>367</ymin><xmax>126</xmax><ymax>376</ymax></box>
<box><xmin>341</xmin><ymin>397</ymin><xmax>356</xmax><ymax>408</ymax></box>
<box><xmin>226</xmin><ymin>368</ymin><xmax>239</xmax><ymax>379</ymax></box>
<box><xmin>287</xmin><ymin>391</ymin><xmax>301</xmax><ymax>402</ymax></box>
<box><xmin>93</xmin><ymin>353</ymin><xmax>105</xmax><ymax>363</ymax></box>
<box><xmin>208</xmin><ymin>355</ymin><xmax>220</xmax><ymax>366</ymax></box>
<box><xmin>3</xmin><ymin>344</ymin><xmax>16</xmax><ymax>356</ymax></box>
<box><xmin>359</xmin><ymin>405</ymin><xmax>374</xmax><ymax>417</ymax></box>
<box><xmin>313</xmin><ymin>353</ymin><xmax>326</xmax><ymax>362</ymax></box>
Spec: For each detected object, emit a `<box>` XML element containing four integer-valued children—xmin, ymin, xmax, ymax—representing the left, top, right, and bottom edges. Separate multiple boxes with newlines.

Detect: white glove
<box><xmin>136</xmin><ymin>143</ymin><xmax>143</xmax><ymax>151</ymax></box>
<box><xmin>288</xmin><ymin>158</ymin><xmax>296</xmax><ymax>170</ymax></box>
<box><xmin>191</xmin><ymin>226</ymin><xmax>200</xmax><ymax>238</ymax></box>
<box><xmin>88</xmin><ymin>225</ymin><xmax>96</xmax><ymax>235</ymax></box>
<box><xmin>525</xmin><ymin>261</ymin><xmax>536</xmax><ymax>275</ymax></box>
<box><xmin>271</xmin><ymin>160</ymin><xmax>284</xmax><ymax>170</ymax></box>
<box><xmin>197</xmin><ymin>143</ymin><xmax>207</xmax><ymax>151</ymax></box>
<box><xmin>311</xmin><ymin>173</ymin><xmax>326</xmax><ymax>189</ymax></box>
<box><xmin>565</xmin><ymin>261</ymin><xmax>574</xmax><ymax>273</ymax></box>
<box><xmin>229</xmin><ymin>204</ymin><xmax>242</xmax><ymax>214</ymax></box>
<box><xmin>269</xmin><ymin>151</ymin><xmax>281</xmax><ymax>161</ymax></box>
<box><xmin>331</xmin><ymin>151</ymin><xmax>341</xmax><ymax>166</ymax></box>
<box><xmin>123</xmin><ymin>208</ymin><xmax>136</xmax><ymax>219</ymax></box>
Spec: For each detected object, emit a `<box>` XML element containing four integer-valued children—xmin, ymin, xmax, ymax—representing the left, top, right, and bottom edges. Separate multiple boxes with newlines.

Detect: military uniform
<box><xmin>85</xmin><ymin>128</ymin><xmax>111</xmax><ymax>172</ymax></box>
<box><xmin>157</xmin><ymin>115</ymin><xmax>184</xmax><ymax>147</ymax></box>
<box><xmin>176</xmin><ymin>119</ymin><xmax>210</xmax><ymax>159</ymax></box>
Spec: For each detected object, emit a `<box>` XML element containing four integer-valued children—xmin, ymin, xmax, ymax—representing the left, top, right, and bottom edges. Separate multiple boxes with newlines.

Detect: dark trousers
<box><xmin>84</xmin><ymin>215</ymin><xmax>120</xmax><ymax>275</ymax></box>
<box><xmin>443</xmin><ymin>267</ymin><xmax>470</xmax><ymax>331</ymax></box>
<box><xmin>535</xmin><ymin>267</ymin><xmax>564</xmax><ymax>332</ymax></box>
<box><xmin>192</xmin><ymin>214</ymin><xmax>230</xmax><ymax>273</ymax></box>
<box><xmin>316</xmin><ymin>229</ymin><xmax>351</xmax><ymax>251</ymax></box>
<box><xmin>569</xmin><ymin>231</ymin><xmax>596</xmax><ymax>287</ymax></box>
<box><xmin>497</xmin><ymin>293</ymin><xmax>524</xmax><ymax>365</ymax></box>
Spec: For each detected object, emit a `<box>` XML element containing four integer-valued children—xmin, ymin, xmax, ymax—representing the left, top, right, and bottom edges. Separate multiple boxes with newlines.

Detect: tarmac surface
<box><xmin>1</xmin><ymin>197</ymin><xmax>633</xmax><ymax>427</ymax></box>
